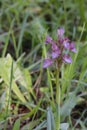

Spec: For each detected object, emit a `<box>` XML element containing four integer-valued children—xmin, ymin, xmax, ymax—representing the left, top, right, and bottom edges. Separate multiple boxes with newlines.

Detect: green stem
<box><xmin>56</xmin><ymin>66</ymin><xmax>60</xmax><ymax>130</ymax></box>
<box><xmin>47</xmin><ymin>69</ymin><xmax>55</xmax><ymax>107</ymax></box>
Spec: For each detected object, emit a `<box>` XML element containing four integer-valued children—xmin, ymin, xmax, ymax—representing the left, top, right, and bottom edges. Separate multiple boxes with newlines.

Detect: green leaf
<box><xmin>61</xmin><ymin>93</ymin><xmax>78</xmax><ymax>120</ymax></box>
<box><xmin>0</xmin><ymin>54</ymin><xmax>26</xmax><ymax>103</ymax></box>
<box><xmin>12</xmin><ymin>119</ymin><xmax>20</xmax><ymax>130</ymax></box>
<box><xmin>21</xmin><ymin>120</ymin><xmax>40</xmax><ymax>130</ymax></box>
<box><xmin>47</xmin><ymin>107</ymin><xmax>55</xmax><ymax>130</ymax></box>
<box><xmin>34</xmin><ymin>120</ymin><xmax>47</xmax><ymax>130</ymax></box>
<box><xmin>60</xmin><ymin>123</ymin><xmax>69</xmax><ymax>130</ymax></box>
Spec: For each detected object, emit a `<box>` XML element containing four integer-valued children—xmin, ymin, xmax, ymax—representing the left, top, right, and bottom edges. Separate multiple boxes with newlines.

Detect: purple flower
<box><xmin>69</xmin><ymin>42</ymin><xmax>77</xmax><ymax>53</ymax></box>
<box><xmin>45</xmin><ymin>36</ymin><xmax>52</xmax><ymax>44</ymax></box>
<box><xmin>52</xmin><ymin>50</ymin><xmax>60</xmax><ymax>59</ymax></box>
<box><xmin>52</xmin><ymin>42</ymin><xmax>58</xmax><ymax>51</ymax></box>
<box><xmin>63</xmin><ymin>38</ymin><xmax>70</xmax><ymax>49</ymax></box>
<box><xmin>43</xmin><ymin>28</ymin><xmax>76</xmax><ymax>69</ymax></box>
<box><xmin>43</xmin><ymin>58</ymin><xmax>53</xmax><ymax>68</ymax></box>
<box><xmin>57</xmin><ymin>28</ymin><xmax>65</xmax><ymax>38</ymax></box>
<box><xmin>63</xmin><ymin>54</ymin><xmax>72</xmax><ymax>63</ymax></box>
<box><xmin>51</xmin><ymin>42</ymin><xmax>61</xmax><ymax>59</ymax></box>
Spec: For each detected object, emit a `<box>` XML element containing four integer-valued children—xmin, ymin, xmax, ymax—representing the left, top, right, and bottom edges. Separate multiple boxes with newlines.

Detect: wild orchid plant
<box><xmin>43</xmin><ymin>28</ymin><xmax>77</xmax><ymax>130</ymax></box>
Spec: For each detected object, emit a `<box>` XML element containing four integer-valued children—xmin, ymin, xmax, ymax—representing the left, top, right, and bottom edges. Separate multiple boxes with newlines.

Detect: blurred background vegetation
<box><xmin>0</xmin><ymin>0</ymin><xmax>87</xmax><ymax>58</ymax></box>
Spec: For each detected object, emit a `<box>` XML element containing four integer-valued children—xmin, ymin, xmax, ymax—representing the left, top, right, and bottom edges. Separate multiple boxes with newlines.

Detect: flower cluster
<box><xmin>43</xmin><ymin>28</ymin><xmax>77</xmax><ymax>68</ymax></box>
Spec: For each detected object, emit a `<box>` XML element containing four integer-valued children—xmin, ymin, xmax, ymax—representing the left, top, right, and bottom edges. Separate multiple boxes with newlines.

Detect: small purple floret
<box><xmin>43</xmin><ymin>58</ymin><xmax>53</xmax><ymax>68</ymax></box>
<box><xmin>57</xmin><ymin>28</ymin><xmax>65</xmax><ymax>38</ymax></box>
<box><xmin>63</xmin><ymin>41</ymin><xmax>70</xmax><ymax>49</ymax></box>
<box><xmin>52</xmin><ymin>43</ymin><xmax>58</xmax><ymax>51</ymax></box>
<box><xmin>63</xmin><ymin>38</ymin><xmax>70</xmax><ymax>49</ymax></box>
<box><xmin>69</xmin><ymin>42</ymin><xmax>77</xmax><ymax>53</ymax></box>
<box><xmin>51</xmin><ymin>43</ymin><xmax>61</xmax><ymax>59</ymax></box>
<box><xmin>63</xmin><ymin>54</ymin><xmax>72</xmax><ymax>63</ymax></box>
<box><xmin>45</xmin><ymin>36</ymin><xmax>52</xmax><ymax>44</ymax></box>
<box><xmin>52</xmin><ymin>50</ymin><xmax>60</xmax><ymax>59</ymax></box>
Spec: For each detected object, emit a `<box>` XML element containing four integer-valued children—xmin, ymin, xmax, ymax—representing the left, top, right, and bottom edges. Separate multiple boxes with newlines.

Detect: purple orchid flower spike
<box><xmin>43</xmin><ymin>28</ymin><xmax>76</xmax><ymax>69</ymax></box>
<box><xmin>45</xmin><ymin>36</ymin><xmax>52</xmax><ymax>44</ymax></box>
<box><xmin>63</xmin><ymin>54</ymin><xmax>72</xmax><ymax>63</ymax></box>
<box><xmin>43</xmin><ymin>58</ymin><xmax>53</xmax><ymax>68</ymax></box>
